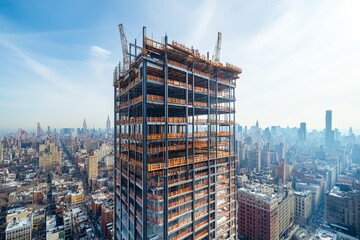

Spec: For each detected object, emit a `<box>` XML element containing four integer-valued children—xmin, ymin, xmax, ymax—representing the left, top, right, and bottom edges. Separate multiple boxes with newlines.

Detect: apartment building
<box><xmin>294</xmin><ymin>190</ymin><xmax>312</xmax><ymax>225</ymax></box>
<box><xmin>238</xmin><ymin>183</ymin><xmax>294</xmax><ymax>240</ymax></box>
<box><xmin>325</xmin><ymin>186</ymin><xmax>360</xmax><ymax>238</ymax></box>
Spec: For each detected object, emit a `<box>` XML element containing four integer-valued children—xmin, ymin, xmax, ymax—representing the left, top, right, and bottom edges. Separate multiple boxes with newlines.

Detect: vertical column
<box><xmin>214</xmin><ymin>68</ymin><xmax>218</xmax><ymax>239</ymax></box>
<box><xmin>207</xmin><ymin>73</ymin><xmax>211</xmax><ymax>236</ymax></box>
<box><xmin>126</xmin><ymin>80</ymin><xmax>131</xmax><ymax>240</ymax></box>
<box><xmin>185</xmin><ymin>72</ymin><xmax>189</xmax><ymax>164</ymax></box>
<box><xmin>191</xmin><ymin>63</ymin><xmax>196</xmax><ymax>238</ymax></box>
<box><xmin>231</xmin><ymin>82</ymin><xmax>236</xmax><ymax>239</ymax></box>
<box><xmin>163</xmin><ymin>35</ymin><xmax>169</xmax><ymax>239</ymax></box>
<box><xmin>114</xmin><ymin>80</ymin><xmax>119</xmax><ymax>240</ymax></box>
<box><xmin>141</xmin><ymin>58</ymin><xmax>148</xmax><ymax>239</ymax></box>
<box><xmin>126</xmin><ymin>76</ymin><xmax>132</xmax><ymax>239</ymax></box>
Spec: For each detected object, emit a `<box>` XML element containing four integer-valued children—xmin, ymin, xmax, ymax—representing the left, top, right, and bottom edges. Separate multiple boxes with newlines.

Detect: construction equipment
<box><xmin>212</xmin><ymin>32</ymin><xmax>222</xmax><ymax>62</ymax></box>
<box><xmin>118</xmin><ymin>24</ymin><xmax>129</xmax><ymax>72</ymax></box>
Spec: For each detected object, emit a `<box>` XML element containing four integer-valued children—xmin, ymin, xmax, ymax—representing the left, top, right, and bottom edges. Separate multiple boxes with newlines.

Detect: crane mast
<box><xmin>118</xmin><ymin>24</ymin><xmax>129</xmax><ymax>72</ymax></box>
<box><xmin>212</xmin><ymin>32</ymin><xmax>222</xmax><ymax>62</ymax></box>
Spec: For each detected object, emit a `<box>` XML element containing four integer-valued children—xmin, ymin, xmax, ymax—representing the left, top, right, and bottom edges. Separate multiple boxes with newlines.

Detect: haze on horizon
<box><xmin>0</xmin><ymin>0</ymin><xmax>359</xmax><ymax>131</ymax></box>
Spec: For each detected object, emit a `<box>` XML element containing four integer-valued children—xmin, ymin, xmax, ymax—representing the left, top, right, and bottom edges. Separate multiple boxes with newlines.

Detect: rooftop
<box><xmin>239</xmin><ymin>182</ymin><xmax>290</xmax><ymax>204</ymax></box>
<box><xmin>294</xmin><ymin>190</ymin><xmax>312</xmax><ymax>197</ymax></box>
<box><xmin>309</xmin><ymin>229</ymin><xmax>336</xmax><ymax>240</ymax></box>
<box><xmin>328</xmin><ymin>186</ymin><xmax>359</xmax><ymax>198</ymax></box>
<box><xmin>6</xmin><ymin>217</ymin><xmax>31</xmax><ymax>232</ymax></box>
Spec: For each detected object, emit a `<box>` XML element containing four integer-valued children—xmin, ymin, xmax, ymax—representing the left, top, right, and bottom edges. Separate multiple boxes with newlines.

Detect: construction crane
<box><xmin>212</xmin><ymin>32</ymin><xmax>222</xmax><ymax>63</ymax></box>
<box><xmin>118</xmin><ymin>24</ymin><xmax>129</xmax><ymax>72</ymax></box>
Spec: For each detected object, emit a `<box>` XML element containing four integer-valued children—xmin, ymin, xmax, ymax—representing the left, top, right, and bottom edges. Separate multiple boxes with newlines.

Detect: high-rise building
<box><xmin>325</xmin><ymin>186</ymin><xmax>360</xmax><ymax>237</ymax></box>
<box><xmin>276</xmin><ymin>142</ymin><xmax>286</xmax><ymax>161</ymax></box>
<box><xmin>106</xmin><ymin>115</ymin><xmax>111</xmax><ymax>133</ymax></box>
<box><xmin>87</xmin><ymin>152</ymin><xmax>98</xmax><ymax>182</ymax></box>
<box><xmin>39</xmin><ymin>153</ymin><xmax>51</xmax><ymax>171</ymax></box>
<box><xmin>114</xmin><ymin>28</ymin><xmax>241</xmax><ymax>239</ymax></box>
<box><xmin>298</xmin><ymin>122</ymin><xmax>306</xmax><ymax>143</ymax></box>
<box><xmin>261</xmin><ymin>143</ymin><xmax>271</xmax><ymax>168</ymax></box>
<box><xmin>83</xmin><ymin>118</ymin><xmax>87</xmax><ymax>132</ymax></box>
<box><xmin>352</xmin><ymin>144</ymin><xmax>360</xmax><ymax>164</ymax></box>
<box><xmin>294</xmin><ymin>190</ymin><xmax>312</xmax><ymax>225</ymax></box>
<box><xmin>248</xmin><ymin>144</ymin><xmax>261</xmax><ymax>172</ymax></box>
<box><xmin>51</xmin><ymin>151</ymin><xmax>62</xmax><ymax>166</ymax></box>
<box><xmin>325</xmin><ymin>110</ymin><xmax>334</xmax><ymax>147</ymax></box>
<box><xmin>238</xmin><ymin>183</ymin><xmax>294</xmax><ymax>240</ymax></box>
<box><xmin>295</xmin><ymin>182</ymin><xmax>321</xmax><ymax>212</ymax></box>
<box><xmin>0</xmin><ymin>142</ymin><xmax>3</xmax><ymax>163</ymax></box>
<box><xmin>37</xmin><ymin>122</ymin><xmax>43</xmax><ymax>137</ymax></box>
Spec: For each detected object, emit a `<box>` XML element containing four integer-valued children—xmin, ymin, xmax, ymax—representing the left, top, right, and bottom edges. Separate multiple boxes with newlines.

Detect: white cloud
<box><xmin>1</xmin><ymin>0</ymin><xmax>360</xmax><ymax>131</ymax></box>
<box><xmin>0</xmin><ymin>35</ymin><xmax>114</xmax><ymax>130</ymax></box>
<box><xmin>0</xmin><ymin>37</ymin><xmax>51</xmax><ymax>78</ymax></box>
<box><xmin>89</xmin><ymin>45</ymin><xmax>111</xmax><ymax>58</ymax></box>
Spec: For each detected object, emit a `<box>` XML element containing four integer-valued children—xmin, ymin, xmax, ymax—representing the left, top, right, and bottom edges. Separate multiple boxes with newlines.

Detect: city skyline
<box><xmin>1</xmin><ymin>1</ymin><xmax>360</xmax><ymax>130</ymax></box>
<box><xmin>1</xmin><ymin>112</ymin><xmax>357</xmax><ymax>135</ymax></box>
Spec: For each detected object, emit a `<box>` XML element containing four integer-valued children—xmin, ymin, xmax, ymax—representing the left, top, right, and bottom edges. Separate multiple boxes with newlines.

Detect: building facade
<box><xmin>39</xmin><ymin>153</ymin><xmax>51</xmax><ymax>171</ymax></box>
<box><xmin>5</xmin><ymin>217</ymin><xmax>32</xmax><ymax>240</ymax></box>
<box><xmin>294</xmin><ymin>190</ymin><xmax>312</xmax><ymax>225</ymax></box>
<box><xmin>0</xmin><ymin>142</ymin><xmax>3</xmax><ymax>163</ymax></box>
<box><xmin>295</xmin><ymin>182</ymin><xmax>321</xmax><ymax>212</ymax></box>
<box><xmin>237</xmin><ymin>183</ymin><xmax>294</xmax><ymax>240</ymax></box>
<box><xmin>325</xmin><ymin>186</ymin><xmax>360</xmax><ymax>238</ymax></box>
<box><xmin>325</xmin><ymin>110</ymin><xmax>334</xmax><ymax>147</ymax></box>
<box><xmin>101</xmin><ymin>202</ymin><xmax>114</xmax><ymax>240</ymax></box>
<box><xmin>87</xmin><ymin>152</ymin><xmax>98</xmax><ymax>182</ymax></box>
<box><xmin>298</xmin><ymin>122</ymin><xmax>306</xmax><ymax>143</ymax></box>
<box><xmin>114</xmin><ymin>28</ymin><xmax>241</xmax><ymax>240</ymax></box>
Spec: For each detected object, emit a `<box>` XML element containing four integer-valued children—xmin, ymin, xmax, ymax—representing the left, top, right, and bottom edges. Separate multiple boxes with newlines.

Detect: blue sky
<box><xmin>0</xmin><ymin>1</ymin><xmax>359</xmax><ymax>132</ymax></box>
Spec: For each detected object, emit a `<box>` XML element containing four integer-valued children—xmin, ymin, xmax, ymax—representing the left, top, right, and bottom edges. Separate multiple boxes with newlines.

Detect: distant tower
<box><xmin>83</xmin><ymin>118</ymin><xmax>87</xmax><ymax>132</ymax></box>
<box><xmin>37</xmin><ymin>122</ymin><xmax>42</xmax><ymax>137</ymax></box>
<box><xmin>281</xmin><ymin>159</ymin><xmax>286</xmax><ymax>184</ymax></box>
<box><xmin>249</xmin><ymin>144</ymin><xmax>261</xmax><ymax>172</ymax></box>
<box><xmin>349</xmin><ymin>127</ymin><xmax>354</xmax><ymax>136</ymax></box>
<box><xmin>276</xmin><ymin>142</ymin><xmax>286</xmax><ymax>161</ymax></box>
<box><xmin>106</xmin><ymin>116</ymin><xmax>111</xmax><ymax>133</ymax></box>
<box><xmin>325</xmin><ymin>110</ymin><xmax>334</xmax><ymax>147</ymax></box>
<box><xmin>298</xmin><ymin>122</ymin><xmax>307</xmax><ymax>143</ymax></box>
<box><xmin>0</xmin><ymin>142</ymin><xmax>3</xmax><ymax>163</ymax></box>
<box><xmin>255</xmin><ymin>120</ymin><xmax>259</xmax><ymax>129</ymax></box>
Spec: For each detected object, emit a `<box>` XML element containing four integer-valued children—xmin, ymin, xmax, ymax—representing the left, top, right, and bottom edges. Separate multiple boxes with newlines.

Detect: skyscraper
<box><xmin>37</xmin><ymin>122</ymin><xmax>43</xmax><ymax>137</ymax></box>
<box><xmin>325</xmin><ymin>110</ymin><xmax>334</xmax><ymax>147</ymax></box>
<box><xmin>352</xmin><ymin>144</ymin><xmax>360</xmax><ymax>164</ymax></box>
<box><xmin>248</xmin><ymin>144</ymin><xmax>261</xmax><ymax>172</ymax></box>
<box><xmin>114</xmin><ymin>28</ymin><xmax>241</xmax><ymax>240</ymax></box>
<box><xmin>298</xmin><ymin>122</ymin><xmax>306</xmax><ymax>143</ymax></box>
<box><xmin>0</xmin><ymin>142</ymin><xmax>3</xmax><ymax>163</ymax></box>
<box><xmin>83</xmin><ymin>118</ymin><xmax>87</xmax><ymax>132</ymax></box>
<box><xmin>87</xmin><ymin>151</ymin><xmax>98</xmax><ymax>183</ymax></box>
<box><xmin>106</xmin><ymin>116</ymin><xmax>111</xmax><ymax>133</ymax></box>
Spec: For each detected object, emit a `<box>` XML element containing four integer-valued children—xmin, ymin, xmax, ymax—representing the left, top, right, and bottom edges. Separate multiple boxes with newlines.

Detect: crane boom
<box><xmin>118</xmin><ymin>24</ymin><xmax>129</xmax><ymax>71</ymax></box>
<box><xmin>212</xmin><ymin>32</ymin><xmax>222</xmax><ymax>62</ymax></box>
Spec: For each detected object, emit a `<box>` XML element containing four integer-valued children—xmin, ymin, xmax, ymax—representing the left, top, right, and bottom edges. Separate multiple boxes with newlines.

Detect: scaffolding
<box><xmin>114</xmin><ymin>27</ymin><xmax>241</xmax><ymax>240</ymax></box>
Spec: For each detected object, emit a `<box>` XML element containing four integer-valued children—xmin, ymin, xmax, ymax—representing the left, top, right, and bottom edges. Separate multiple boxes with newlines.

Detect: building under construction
<box><xmin>114</xmin><ymin>26</ymin><xmax>241</xmax><ymax>240</ymax></box>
